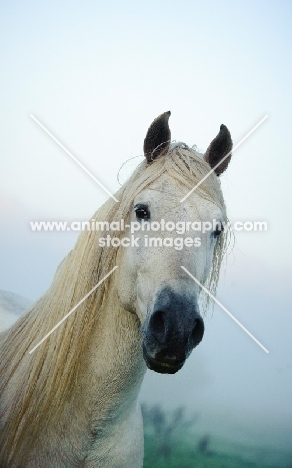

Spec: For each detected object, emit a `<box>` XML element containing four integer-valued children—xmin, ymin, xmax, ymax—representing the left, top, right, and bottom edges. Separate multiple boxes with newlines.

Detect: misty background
<box><xmin>1</xmin><ymin>0</ymin><xmax>291</xmax><ymax>460</ymax></box>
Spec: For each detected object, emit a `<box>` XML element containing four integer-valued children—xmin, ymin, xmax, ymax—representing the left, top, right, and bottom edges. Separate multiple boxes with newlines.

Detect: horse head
<box><xmin>117</xmin><ymin>111</ymin><xmax>233</xmax><ymax>374</ymax></box>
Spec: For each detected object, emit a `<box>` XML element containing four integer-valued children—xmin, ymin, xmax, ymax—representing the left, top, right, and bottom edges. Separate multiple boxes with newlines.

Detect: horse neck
<box><xmin>79</xmin><ymin>286</ymin><xmax>146</xmax><ymax>419</ymax></box>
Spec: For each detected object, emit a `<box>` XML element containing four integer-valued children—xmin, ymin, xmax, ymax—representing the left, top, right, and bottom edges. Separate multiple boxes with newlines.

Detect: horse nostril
<box><xmin>150</xmin><ymin>310</ymin><xmax>165</xmax><ymax>334</ymax></box>
<box><xmin>191</xmin><ymin>317</ymin><xmax>204</xmax><ymax>346</ymax></box>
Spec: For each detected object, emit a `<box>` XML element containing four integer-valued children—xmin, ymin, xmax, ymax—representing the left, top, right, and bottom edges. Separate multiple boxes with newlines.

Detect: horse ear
<box><xmin>144</xmin><ymin>111</ymin><xmax>171</xmax><ymax>163</ymax></box>
<box><xmin>204</xmin><ymin>124</ymin><xmax>233</xmax><ymax>175</ymax></box>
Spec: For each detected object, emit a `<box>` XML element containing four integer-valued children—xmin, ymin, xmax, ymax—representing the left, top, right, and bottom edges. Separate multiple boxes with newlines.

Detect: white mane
<box><xmin>0</xmin><ymin>144</ymin><xmax>229</xmax><ymax>466</ymax></box>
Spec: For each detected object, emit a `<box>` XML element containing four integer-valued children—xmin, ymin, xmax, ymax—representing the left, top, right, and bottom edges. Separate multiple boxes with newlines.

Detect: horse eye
<box><xmin>135</xmin><ymin>206</ymin><xmax>150</xmax><ymax>220</ymax></box>
<box><xmin>213</xmin><ymin>222</ymin><xmax>224</xmax><ymax>238</ymax></box>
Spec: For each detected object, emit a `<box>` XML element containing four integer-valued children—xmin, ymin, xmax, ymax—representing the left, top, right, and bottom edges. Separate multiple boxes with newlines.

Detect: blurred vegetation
<box><xmin>141</xmin><ymin>404</ymin><xmax>292</xmax><ymax>468</ymax></box>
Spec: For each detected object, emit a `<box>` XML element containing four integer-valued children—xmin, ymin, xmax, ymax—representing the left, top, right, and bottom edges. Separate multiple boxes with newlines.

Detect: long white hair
<box><xmin>0</xmin><ymin>145</ymin><xmax>228</xmax><ymax>465</ymax></box>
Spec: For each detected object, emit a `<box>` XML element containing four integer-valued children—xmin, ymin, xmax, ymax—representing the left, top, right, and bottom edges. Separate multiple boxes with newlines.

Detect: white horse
<box><xmin>0</xmin><ymin>111</ymin><xmax>233</xmax><ymax>467</ymax></box>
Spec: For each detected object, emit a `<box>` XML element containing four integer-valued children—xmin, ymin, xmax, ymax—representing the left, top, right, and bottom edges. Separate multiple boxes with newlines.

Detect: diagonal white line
<box><xmin>181</xmin><ymin>266</ymin><xmax>269</xmax><ymax>354</ymax></box>
<box><xmin>180</xmin><ymin>115</ymin><xmax>268</xmax><ymax>203</ymax></box>
<box><xmin>29</xmin><ymin>266</ymin><xmax>118</xmax><ymax>354</ymax></box>
<box><xmin>30</xmin><ymin>114</ymin><xmax>119</xmax><ymax>202</ymax></box>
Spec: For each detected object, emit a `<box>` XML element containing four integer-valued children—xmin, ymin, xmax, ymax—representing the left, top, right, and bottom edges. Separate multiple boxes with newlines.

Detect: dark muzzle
<box><xmin>142</xmin><ymin>286</ymin><xmax>204</xmax><ymax>374</ymax></box>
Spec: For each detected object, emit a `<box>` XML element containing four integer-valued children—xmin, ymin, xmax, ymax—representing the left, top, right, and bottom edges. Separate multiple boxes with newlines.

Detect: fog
<box><xmin>1</xmin><ymin>0</ymin><xmax>291</xmax><ymax>459</ymax></box>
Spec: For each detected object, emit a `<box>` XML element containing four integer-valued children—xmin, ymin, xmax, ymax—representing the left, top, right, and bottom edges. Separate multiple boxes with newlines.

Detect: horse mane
<box><xmin>0</xmin><ymin>145</ymin><xmax>228</xmax><ymax>465</ymax></box>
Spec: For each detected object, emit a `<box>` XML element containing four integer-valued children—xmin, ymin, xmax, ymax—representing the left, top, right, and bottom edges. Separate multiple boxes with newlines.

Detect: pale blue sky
<box><xmin>1</xmin><ymin>0</ymin><xmax>292</xmax><ymax>453</ymax></box>
<box><xmin>1</xmin><ymin>0</ymin><xmax>291</xmax><ymax>291</ymax></box>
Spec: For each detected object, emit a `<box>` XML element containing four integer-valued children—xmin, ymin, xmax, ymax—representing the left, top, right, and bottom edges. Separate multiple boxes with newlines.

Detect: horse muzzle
<box><xmin>141</xmin><ymin>286</ymin><xmax>204</xmax><ymax>374</ymax></box>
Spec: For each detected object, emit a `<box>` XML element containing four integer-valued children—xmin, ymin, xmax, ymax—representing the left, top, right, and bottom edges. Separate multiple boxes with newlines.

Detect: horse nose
<box><xmin>149</xmin><ymin>308</ymin><xmax>204</xmax><ymax>349</ymax></box>
<box><xmin>142</xmin><ymin>286</ymin><xmax>205</xmax><ymax>373</ymax></box>
<box><xmin>191</xmin><ymin>316</ymin><xmax>205</xmax><ymax>347</ymax></box>
<box><xmin>149</xmin><ymin>310</ymin><xmax>166</xmax><ymax>335</ymax></box>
